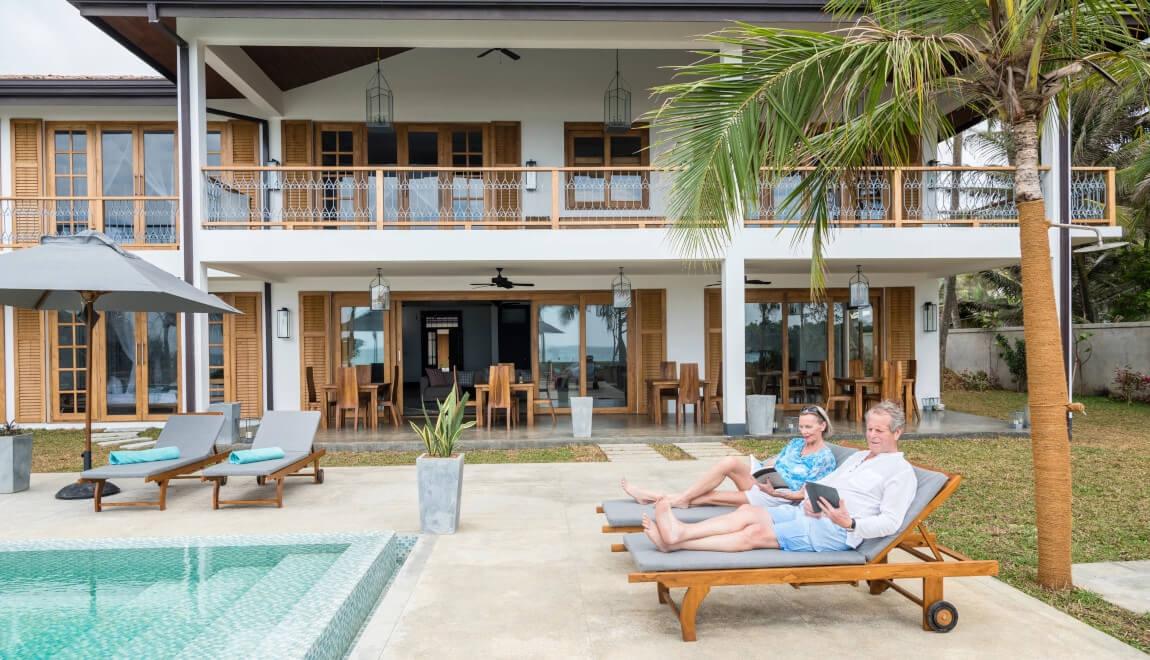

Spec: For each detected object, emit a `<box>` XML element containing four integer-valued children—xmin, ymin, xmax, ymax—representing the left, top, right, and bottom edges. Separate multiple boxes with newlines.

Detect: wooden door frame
<box><xmin>419</xmin><ymin>309</ymin><xmax>464</xmax><ymax>371</ymax></box>
<box><xmin>94</xmin><ymin>311</ymin><xmax>183</xmax><ymax>422</ymax></box>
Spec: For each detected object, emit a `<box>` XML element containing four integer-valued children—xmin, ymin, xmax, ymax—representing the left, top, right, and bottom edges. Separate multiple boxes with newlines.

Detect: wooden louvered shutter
<box><xmin>299</xmin><ymin>293</ymin><xmax>330</xmax><ymax>408</ymax></box>
<box><xmin>14</xmin><ymin>309</ymin><xmax>45</xmax><ymax>422</ymax></box>
<box><xmin>227</xmin><ymin>121</ymin><xmax>261</xmax><ymax>221</ymax></box>
<box><xmin>885</xmin><ymin>287</ymin><xmax>916</xmax><ymax>363</ymax></box>
<box><xmin>634</xmin><ymin>290</ymin><xmax>666</xmax><ymax>414</ymax></box>
<box><xmin>491</xmin><ymin>122</ymin><xmax>521</xmax><ymax>220</ymax></box>
<box><xmin>12</xmin><ymin>119</ymin><xmax>44</xmax><ymax>242</ymax></box>
<box><xmin>704</xmin><ymin>290</ymin><xmax>724</xmax><ymax>392</ymax></box>
<box><xmin>281</xmin><ymin>120</ymin><xmax>313</xmax><ymax>226</ymax></box>
<box><xmin>230</xmin><ymin>293</ymin><xmax>263</xmax><ymax>419</ymax></box>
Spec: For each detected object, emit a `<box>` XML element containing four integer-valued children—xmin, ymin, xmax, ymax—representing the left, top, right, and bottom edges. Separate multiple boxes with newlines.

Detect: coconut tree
<box><xmin>652</xmin><ymin>0</ymin><xmax>1150</xmax><ymax>588</ymax></box>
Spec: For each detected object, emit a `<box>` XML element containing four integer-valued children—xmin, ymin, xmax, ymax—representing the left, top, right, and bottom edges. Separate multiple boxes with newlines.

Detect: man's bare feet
<box><xmin>655</xmin><ymin>497</ymin><xmax>685</xmax><ymax>546</ymax></box>
<box><xmin>621</xmin><ymin>478</ymin><xmax>659</xmax><ymax>504</ymax></box>
<box><xmin>642</xmin><ymin>513</ymin><xmax>671</xmax><ymax>552</ymax></box>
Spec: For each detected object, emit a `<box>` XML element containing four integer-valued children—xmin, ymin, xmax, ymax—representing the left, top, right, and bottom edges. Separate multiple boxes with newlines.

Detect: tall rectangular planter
<box><xmin>0</xmin><ymin>434</ymin><xmax>33</xmax><ymax>494</ymax></box>
<box><xmin>417</xmin><ymin>453</ymin><xmax>465</xmax><ymax>534</ymax></box>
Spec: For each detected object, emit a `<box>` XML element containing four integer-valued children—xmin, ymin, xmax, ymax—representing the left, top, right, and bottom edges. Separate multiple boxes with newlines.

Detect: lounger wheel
<box><xmin>867</xmin><ymin>579</ymin><xmax>890</xmax><ymax>595</ymax></box>
<box><xmin>926</xmin><ymin>601</ymin><xmax>958</xmax><ymax>632</ymax></box>
<box><xmin>316</xmin><ymin>469</ymin><xmax>325</xmax><ymax>484</ymax></box>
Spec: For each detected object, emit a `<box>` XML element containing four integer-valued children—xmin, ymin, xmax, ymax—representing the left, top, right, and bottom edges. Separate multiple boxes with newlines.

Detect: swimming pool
<box><xmin>0</xmin><ymin>532</ymin><xmax>415</xmax><ymax>659</ymax></box>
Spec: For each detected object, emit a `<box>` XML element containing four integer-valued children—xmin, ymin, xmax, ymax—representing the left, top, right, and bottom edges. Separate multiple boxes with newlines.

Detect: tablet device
<box><xmin>805</xmin><ymin>481</ymin><xmax>841</xmax><ymax>513</ymax></box>
<box><xmin>751</xmin><ymin>459</ymin><xmax>790</xmax><ymax>490</ymax></box>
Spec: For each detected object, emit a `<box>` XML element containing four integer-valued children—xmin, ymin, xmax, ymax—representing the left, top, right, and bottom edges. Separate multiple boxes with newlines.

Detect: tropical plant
<box><xmin>651</xmin><ymin>0</ymin><xmax>1150</xmax><ymax>588</ymax></box>
<box><xmin>1110</xmin><ymin>365</ymin><xmax>1150</xmax><ymax>403</ymax></box>
<box><xmin>994</xmin><ymin>334</ymin><xmax>1028</xmax><ymax>391</ymax></box>
<box><xmin>0</xmin><ymin>420</ymin><xmax>22</xmax><ymax>437</ymax></box>
<box><xmin>409</xmin><ymin>388</ymin><xmax>476</xmax><ymax>458</ymax></box>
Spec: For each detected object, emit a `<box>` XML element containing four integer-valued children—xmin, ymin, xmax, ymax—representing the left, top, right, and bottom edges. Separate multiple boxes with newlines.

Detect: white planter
<box><xmin>746</xmin><ymin>395</ymin><xmax>777</xmax><ymax>436</ymax></box>
<box><xmin>0</xmin><ymin>434</ymin><xmax>33</xmax><ymax>494</ymax></box>
<box><xmin>571</xmin><ymin>397</ymin><xmax>593</xmax><ymax>438</ymax></box>
<box><xmin>417</xmin><ymin>453</ymin><xmax>465</xmax><ymax>534</ymax></box>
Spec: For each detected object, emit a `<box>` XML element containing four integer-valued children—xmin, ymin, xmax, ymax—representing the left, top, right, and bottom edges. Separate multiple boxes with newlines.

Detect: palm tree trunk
<box><xmin>1012</xmin><ymin>117</ymin><xmax>1073</xmax><ymax>590</ymax></box>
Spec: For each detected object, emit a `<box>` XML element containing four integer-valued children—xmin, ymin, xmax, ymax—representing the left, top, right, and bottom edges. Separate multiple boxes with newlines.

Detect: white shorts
<box><xmin>744</xmin><ymin>456</ymin><xmax>793</xmax><ymax>508</ymax></box>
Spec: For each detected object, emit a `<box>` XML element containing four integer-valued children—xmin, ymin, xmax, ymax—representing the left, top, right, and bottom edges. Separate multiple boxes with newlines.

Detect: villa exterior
<box><xmin>0</xmin><ymin>0</ymin><xmax>1120</xmax><ymax>432</ymax></box>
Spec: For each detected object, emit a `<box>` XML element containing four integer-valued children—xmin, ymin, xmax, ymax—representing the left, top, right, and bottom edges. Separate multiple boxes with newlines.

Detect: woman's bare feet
<box><xmin>654</xmin><ymin>497</ymin><xmax>685</xmax><ymax>546</ymax></box>
<box><xmin>642</xmin><ymin>513</ymin><xmax>671</xmax><ymax>552</ymax></box>
<box><xmin>621</xmin><ymin>478</ymin><xmax>660</xmax><ymax>504</ymax></box>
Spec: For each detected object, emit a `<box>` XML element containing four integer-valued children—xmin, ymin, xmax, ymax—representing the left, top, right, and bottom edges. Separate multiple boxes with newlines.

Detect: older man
<box><xmin>645</xmin><ymin>400</ymin><xmax>917</xmax><ymax>553</ymax></box>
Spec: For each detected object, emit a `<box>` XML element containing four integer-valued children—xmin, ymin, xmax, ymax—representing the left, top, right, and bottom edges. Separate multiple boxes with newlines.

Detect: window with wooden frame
<box><xmin>563</xmin><ymin>122</ymin><xmax>650</xmax><ymax>210</ymax></box>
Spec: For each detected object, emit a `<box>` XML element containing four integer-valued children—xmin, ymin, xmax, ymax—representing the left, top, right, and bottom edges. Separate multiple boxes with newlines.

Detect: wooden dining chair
<box><xmin>334</xmin><ymin>366</ymin><xmax>366</xmax><ymax>431</ymax></box>
<box><xmin>304</xmin><ymin>366</ymin><xmax>336</xmax><ymax>428</ymax></box>
<box><xmin>819</xmin><ymin>360</ymin><xmax>852</xmax><ymax>419</ymax></box>
<box><xmin>655</xmin><ymin>361</ymin><xmax>678</xmax><ymax>418</ymax></box>
<box><xmin>704</xmin><ymin>363</ymin><xmax>723</xmax><ymax>424</ymax></box>
<box><xmin>895</xmin><ymin>359</ymin><xmax>921</xmax><ymax>421</ymax></box>
<box><xmin>676</xmin><ymin>362</ymin><xmax>704</xmax><ymax>426</ymax></box>
<box><xmin>534</xmin><ymin>364</ymin><xmax>558</xmax><ymax>423</ymax></box>
<box><xmin>487</xmin><ymin>364</ymin><xmax>517</xmax><ymax>430</ymax></box>
<box><xmin>376</xmin><ymin>363</ymin><xmax>403</xmax><ymax>428</ymax></box>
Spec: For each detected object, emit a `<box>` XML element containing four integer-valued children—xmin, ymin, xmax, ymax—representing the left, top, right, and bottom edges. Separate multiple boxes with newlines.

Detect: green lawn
<box><xmin>732</xmin><ymin>391</ymin><xmax>1150</xmax><ymax>653</ymax></box>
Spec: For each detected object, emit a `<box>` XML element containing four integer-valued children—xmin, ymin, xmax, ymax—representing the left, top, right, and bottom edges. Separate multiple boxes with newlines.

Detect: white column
<box><xmin>4</xmin><ymin>306</ymin><xmax>14</xmax><ymax>421</ymax></box>
<box><xmin>0</xmin><ymin>116</ymin><xmax>10</xmax><ymax>242</ymax></box>
<box><xmin>186</xmin><ymin>39</ymin><xmax>211</xmax><ymax>411</ymax></box>
<box><xmin>915</xmin><ymin>279</ymin><xmax>942</xmax><ymax>404</ymax></box>
<box><xmin>720</xmin><ymin>250</ymin><xmax>746</xmax><ymax>433</ymax></box>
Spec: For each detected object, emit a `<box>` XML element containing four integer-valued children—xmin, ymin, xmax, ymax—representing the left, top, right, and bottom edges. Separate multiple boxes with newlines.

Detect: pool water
<box><xmin>0</xmin><ymin>533</ymin><xmax>414</xmax><ymax>659</ymax></box>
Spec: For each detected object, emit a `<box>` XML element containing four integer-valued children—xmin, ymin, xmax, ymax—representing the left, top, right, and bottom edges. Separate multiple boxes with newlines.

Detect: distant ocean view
<box><xmin>542</xmin><ymin>345</ymin><xmax>620</xmax><ymax>363</ymax></box>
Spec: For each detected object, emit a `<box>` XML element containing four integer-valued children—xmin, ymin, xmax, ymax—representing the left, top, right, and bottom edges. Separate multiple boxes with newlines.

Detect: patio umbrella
<box><xmin>0</xmin><ymin>231</ymin><xmax>238</xmax><ymax>500</ymax></box>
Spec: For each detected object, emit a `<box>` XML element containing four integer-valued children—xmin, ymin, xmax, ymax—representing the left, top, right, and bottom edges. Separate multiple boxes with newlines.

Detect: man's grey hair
<box><xmin>865</xmin><ymin>400</ymin><xmax>907</xmax><ymax>433</ymax></box>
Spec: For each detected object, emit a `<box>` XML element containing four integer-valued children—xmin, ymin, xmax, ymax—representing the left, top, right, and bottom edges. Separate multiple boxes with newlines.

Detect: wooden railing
<box><xmin>199</xmin><ymin>165</ymin><xmax>1117</xmax><ymax>230</ymax></box>
<box><xmin>0</xmin><ymin>196</ymin><xmax>180</xmax><ymax>248</ymax></box>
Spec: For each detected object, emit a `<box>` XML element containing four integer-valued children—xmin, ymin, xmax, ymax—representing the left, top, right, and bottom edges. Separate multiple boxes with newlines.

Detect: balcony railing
<box><xmin>0</xmin><ymin>196</ymin><xmax>180</xmax><ymax>248</ymax></box>
<box><xmin>200</xmin><ymin>166</ymin><xmax>1116</xmax><ymax>231</ymax></box>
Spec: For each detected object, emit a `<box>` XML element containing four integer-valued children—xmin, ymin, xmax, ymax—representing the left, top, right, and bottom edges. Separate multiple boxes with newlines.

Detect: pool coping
<box><xmin>348</xmin><ymin>534</ymin><xmax>437</xmax><ymax>659</ymax></box>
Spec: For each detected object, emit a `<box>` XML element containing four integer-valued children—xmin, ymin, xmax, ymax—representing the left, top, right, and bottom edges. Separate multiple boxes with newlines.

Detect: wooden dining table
<box><xmin>473</xmin><ymin>382</ymin><xmax>536</xmax><ymax>428</ymax></box>
<box><xmin>646</xmin><ymin>378</ymin><xmax>709</xmax><ymax>425</ymax></box>
<box><xmin>320</xmin><ymin>382</ymin><xmax>386</xmax><ymax>430</ymax></box>
<box><xmin>836</xmin><ymin>376</ymin><xmax>882</xmax><ymax>423</ymax></box>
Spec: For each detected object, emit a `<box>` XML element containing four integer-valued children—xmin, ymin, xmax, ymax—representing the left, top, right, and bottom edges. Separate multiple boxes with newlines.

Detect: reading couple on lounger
<box><xmin>623</xmin><ymin>400</ymin><xmax>916</xmax><ymax>553</ymax></box>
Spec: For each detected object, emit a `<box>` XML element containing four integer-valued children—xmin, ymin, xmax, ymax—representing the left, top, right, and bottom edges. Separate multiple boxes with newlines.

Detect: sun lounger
<box><xmin>201</xmin><ymin>411</ymin><xmax>324</xmax><ymax>509</ymax></box>
<box><xmin>598</xmin><ymin>443</ymin><xmax>860</xmax><ymax>533</ymax></box>
<box><xmin>78</xmin><ymin>413</ymin><xmax>228</xmax><ymax>512</ymax></box>
<box><xmin>618</xmin><ymin>464</ymin><xmax>999</xmax><ymax>640</ymax></box>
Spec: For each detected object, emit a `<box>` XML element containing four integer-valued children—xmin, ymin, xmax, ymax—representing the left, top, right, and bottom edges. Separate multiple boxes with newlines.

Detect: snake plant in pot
<box><xmin>410</xmin><ymin>388</ymin><xmax>475</xmax><ymax>534</ymax></box>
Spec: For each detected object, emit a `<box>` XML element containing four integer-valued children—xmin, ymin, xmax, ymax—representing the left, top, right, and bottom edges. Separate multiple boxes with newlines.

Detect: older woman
<box><xmin>621</xmin><ymin>405</ymin><xmax>836</xmax><ymax>509</ymax></box>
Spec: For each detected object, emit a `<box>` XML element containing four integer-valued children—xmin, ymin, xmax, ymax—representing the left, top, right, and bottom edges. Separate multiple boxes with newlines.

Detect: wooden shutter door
<box><xmin>227</xmin><ymin>121</ymin><xmax>261</xmax><ymax>222</ymax></box>
<box><xmin>12</xmin><ymin>119</ymin><xmax>44</xmax><ymax>242</ymax></box>
<box><xmin>885</xmin><ymin>287</ymin><xmax>916</xmax><ymax>362</ymax></box>
<box><xmin>231</xmin><ymin>293</ymin><xmax>264</xmax><ymax>419</ymax></box>
<box><xmin>14</xmin><ymin>309</ymin><xmax>45</xmax><ymax>422</ymax></box>
<box><xmin>299</xmin><ymin>293</ymin><xmax>330</xmax><ymax>408</ymax></box>
<box><xmin>634</xmin><ymin>290</ymin><xmax>666</xmax><ymax>414</ymax></box>
<box><xmin>704</xmin><ymin>290</ymin><xmax>723</xmax><ymax>389</ymax></box>
<box><xmin>281</xmin><ymin>120</ymin><xmax>314</xmax><ymax>226</ymax></box>
<box><xmin>490</xmin><ymin>122</ymin><xmax>521</xmax><ymax>221</ymax></box>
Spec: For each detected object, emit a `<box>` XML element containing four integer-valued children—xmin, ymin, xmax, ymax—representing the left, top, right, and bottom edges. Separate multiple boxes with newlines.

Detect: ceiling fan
<box><xmin>706</xmin><ymin>276</ymin><xmax>773</xmax><ymax>287</ymax></box>
<box><xmin>470</xmin><ymin>268</ymin><xmax>535</xmax><ymax>289</ymax></box>
<box><xmin>477</xmin><ymin>48</ymin><xmax>521</xmax><ymax>61</ymax></box>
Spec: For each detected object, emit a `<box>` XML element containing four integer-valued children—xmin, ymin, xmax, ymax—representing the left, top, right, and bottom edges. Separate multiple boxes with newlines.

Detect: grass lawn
<box><xmin>732</xmin><ymin>391</ymin><xmax>1150</xmax><ymax>653</ymax></box>
<box><xmin>649</xmin><ymin>443</ymin><xmax>695</xmax><ymax>460</ymax></box>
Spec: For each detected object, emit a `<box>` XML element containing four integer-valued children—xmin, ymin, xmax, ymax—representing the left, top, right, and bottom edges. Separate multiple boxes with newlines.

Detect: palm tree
<box><xmin>652</xmin><ymin>0</ymin><xmax>1150</xmax><ymax>589</ymax></box>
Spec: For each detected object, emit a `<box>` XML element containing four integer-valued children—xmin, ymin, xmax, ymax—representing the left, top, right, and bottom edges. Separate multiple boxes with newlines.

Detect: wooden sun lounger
<box><xmin>202</xmin><ymin>448</ymin><xmax>326</xmax><ymax>509</ymax></box>
<box><xmin>618</xmin><ymin>469</ymin><xmax>999</xmax><ymax>641</ymax></box>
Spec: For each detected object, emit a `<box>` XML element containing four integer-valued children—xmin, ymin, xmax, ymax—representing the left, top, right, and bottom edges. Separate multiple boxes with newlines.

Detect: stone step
<box><xmin>598</xmin><ymin>443</ymin><xmax>667</xmax><ymax>462</ymax></box>
<box><xmin>119</xmin><ymin>440</ymin><xmax>157</xmax><ymax>450</ymax></box>
<box><xmin>673</xmin><ymin>442</ymin><xmax>745</xmax><ymax>460</ymax></box>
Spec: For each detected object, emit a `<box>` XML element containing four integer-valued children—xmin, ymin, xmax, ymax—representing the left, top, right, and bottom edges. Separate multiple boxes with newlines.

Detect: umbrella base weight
<box><xmin>56</xmin><ymin>481</ymin><xmax>120</xmax><ymax>500</ymax></box>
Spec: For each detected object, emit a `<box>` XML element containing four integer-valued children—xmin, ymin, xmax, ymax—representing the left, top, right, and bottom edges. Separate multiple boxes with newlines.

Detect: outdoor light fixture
<box><xmin>848</xmin><ymin>265</ymin><xmax>870</xmax><ymax>309</ymax></box>
<box><xmin>612</xmin><ymin>266</ymin><xmax>632</xmax><ymax>309</ymax></box>
<box><xmin>276</xmin><ymin>307</ymin><xmax>291</xmax><ymax>339</ymax></box>
<box><xmin>369</xmin><ymin>268</ymin><xmax>391</xmax><ymax>311</ymax></box>
<box><xmin>366</xmin><ymin>49</ymin><xmax>394</xmax><ymax>131</ymax></box>
<box><xmin>524</xmin><ymin>159</ymin><xmax>538</xmax><ymax>192</ymax></box>
<box><xmin>265</xmin><ymin>158</ymin><xmax>282</xmax><ymax>191</ymax></box>
<box><xmin>603</xmin><ymin>49</ymin><xmax>632</xmax><ymax>133</ymax></box>
<box><xmin>923</xmin><ymin>301</ymin><xmax>938</xmax><ymax>333</ymax></box>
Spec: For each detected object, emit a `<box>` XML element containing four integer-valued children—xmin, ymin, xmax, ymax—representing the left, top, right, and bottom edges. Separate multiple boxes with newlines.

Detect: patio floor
<box><xmin>0</xmin><ymin>463</ymin><xmax>1137</xmax><ymax>658</ymax></box>
<box><xmin>315</xmin><ymin>409</ymin><xmax>1025</xmax><ymax>452</ymax></box>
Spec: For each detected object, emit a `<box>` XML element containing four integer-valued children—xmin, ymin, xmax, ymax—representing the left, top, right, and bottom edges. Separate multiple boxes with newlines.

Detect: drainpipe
<box><xmin>1058</xmin><ymin>107</ymin><xmax>1072</xmax><ymax>439</ymax></box>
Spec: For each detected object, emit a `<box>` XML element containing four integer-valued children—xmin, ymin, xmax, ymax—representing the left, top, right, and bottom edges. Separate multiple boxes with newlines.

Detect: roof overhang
<box><xmin>0</xmin><ymin>77</ymin><xmax>177</xmax><ymax>105</ymax></box>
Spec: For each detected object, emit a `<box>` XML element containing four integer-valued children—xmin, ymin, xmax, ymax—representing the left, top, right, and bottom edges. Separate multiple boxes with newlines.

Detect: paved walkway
<box><xmin>1074</xmin><ymin>561</ymin><xmax>1150</xmax><ymax>615</ymax></box>
<box><xmin>1</xmin><ymin>465</ymin><xmax>1140</xmax><ymax>658</ymax></box>
<box><xmin>597</xmin><ymin>443</ymin><xmax>668</xmax><ymax>462</ymax></box>
<box><xmin>674</xmin><ymin>442</ymin><xmax>744</xmax><ymax>460</ymax></box>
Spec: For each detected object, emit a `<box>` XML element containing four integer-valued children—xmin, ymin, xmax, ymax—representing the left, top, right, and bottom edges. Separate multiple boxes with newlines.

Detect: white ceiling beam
<box><xmin>205</xmin><ymin>45</ymin><xmax>284</xmax><ymax>116</ymax></box>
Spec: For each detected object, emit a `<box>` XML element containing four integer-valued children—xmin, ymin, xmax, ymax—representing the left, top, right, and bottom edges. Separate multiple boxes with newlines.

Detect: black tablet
<box><xmin>805</xmin><ymin>481</ymin><xmax>841</xmax><ymax>513</ymax></box>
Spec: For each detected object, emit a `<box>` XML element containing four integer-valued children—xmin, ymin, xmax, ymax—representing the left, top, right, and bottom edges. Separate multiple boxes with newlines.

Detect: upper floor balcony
<box><xmin>200</xmin><ymin>165</ymin><xmax>1116</xmax><ymax>232</ymax></box>
<box><xmin>0</xmin><ymin>196</ymin><xmax>179</xmax><ymax>249</ymax></box>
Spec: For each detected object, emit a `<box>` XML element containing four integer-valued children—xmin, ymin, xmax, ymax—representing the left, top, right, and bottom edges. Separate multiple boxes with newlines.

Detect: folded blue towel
<box><xmin>229</xmin><ymin>447</ymin><xmax>286</xmax><ymax>464</ymax></box>
<box><xmin>109</xmin><ymin>446</ymin><xmax>180</xmax><ymax>465</ymax></box>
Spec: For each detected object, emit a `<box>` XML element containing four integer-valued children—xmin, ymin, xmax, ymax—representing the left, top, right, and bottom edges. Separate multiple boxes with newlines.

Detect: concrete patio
<box><xmin>0</xmin><ymin>462</ymin><xmax>1137</xmax><ymax>658</ymax></box>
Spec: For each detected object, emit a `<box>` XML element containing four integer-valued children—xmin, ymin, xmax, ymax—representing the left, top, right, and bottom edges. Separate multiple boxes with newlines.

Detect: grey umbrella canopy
<box><xmin>0</xmin><ymin>231</ymin><xmax>238</xmax><ymax>499</ymax></box>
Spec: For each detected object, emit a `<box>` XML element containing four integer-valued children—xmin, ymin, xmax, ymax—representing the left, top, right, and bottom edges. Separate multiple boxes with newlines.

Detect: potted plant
<box><xmin>0</xmin><ymin>421</ymin><xmax>32</xmax><ymax>494</ymax></box>
<box><xmin>410</xmin><ymin>389</ymin><xmax>475</xmax><ymax>534</ymax></box>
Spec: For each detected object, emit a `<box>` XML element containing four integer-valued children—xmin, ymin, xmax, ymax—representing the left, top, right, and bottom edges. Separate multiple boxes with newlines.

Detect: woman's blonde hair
<box><xmin>799</xmin><ymin>405</ymin><xmax>833</xmax><ymax>438</ymax></box>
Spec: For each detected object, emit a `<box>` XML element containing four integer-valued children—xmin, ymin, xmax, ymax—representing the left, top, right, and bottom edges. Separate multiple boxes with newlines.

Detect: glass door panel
<box><xmin>584</xmin><ymin>305</ymin><xmax>628</xmax><ymax>408</ymax></box>
<box><xmin>339</xmin><ymin>305</ymin><xmax>386</xmax><ymax>371</ymax></box>
<box><xmin>786</xmin><ymin>303</ymin><xmax>828</xmax><ymax>404</ymax></box>
<box><xmin>537</xmin><ymin>305</ymin><xmax>580</xmax><ymax>406</ymax></box>
<box><xmin>847</xmin><ymin>305</ymin><xmax>875</xmax><ymax>377</ymax></box>
<box><xmin>52</xmin><ymin>130</ymin><xmax>90</xmax><ymax>236</ymax></box>
<box><xmin>145</xmin><ymin>312</ymin><xmax>179</xmax><ymax>416</ymax></box>
<box><xmin>101</xmin><ymin>130</ymin><xmax>135</xmax><ymax>243</ymax></box>
<box><xmin>104</xmin><ymin>311</ymin><xmax>138</xmax><ymax>416</ymax></box>
<box><xmin>319</xmin><ymin>130</ymin><xmax>358</xmax><ymax>226</ymax></box>
<box><xmin>744</xmin><ymin>302</ymin><xmax>783</xmax><ymax>396</ymax></box>
<box><xmin>142</xmin><ymin>130</ymin><xmax>176</xmax><ymax>243</ymax></box>
<box><xmin>55</xmin><ymin>311</ymin><xmax>88</xmax><ymax>418</ymax></box>
<box><xmin>449</xmin><ymin>130</ymin><xmax>484</xmax><ymax>221</ymax></box>
<box><xmin>208</xmin><ymin>312</ymin><xmax>227</xmax><ymax>403</ymax></box>
<box><xmin>406</xmin><ymin>131</ymin><xmax>440</xmax><ymax>222</ymax></box>
<box><xmin>367</xmin><ymin>127</ymin><xmax>399</xmax><ymax>221</ymax></box>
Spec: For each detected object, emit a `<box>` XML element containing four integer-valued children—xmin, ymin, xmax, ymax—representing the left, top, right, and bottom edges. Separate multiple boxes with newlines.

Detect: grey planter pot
<box><xmin>746</xmin><ymin>395</ymin><xmax>777</xmax><ymax>436</ymax></box>
<box><xmin>0</xmin><ymin>434</ymin><xmax>33</xmax><ymax>494</ymax></box>
<box><xmin>417</xmin><ymin>453</ymin><xmax>465</xmax><ymax>534</ymax></box>
<box><xmin>571</xmin><ymin>396</ymin><xmax>593</xmax><ymax>438</ymax></box>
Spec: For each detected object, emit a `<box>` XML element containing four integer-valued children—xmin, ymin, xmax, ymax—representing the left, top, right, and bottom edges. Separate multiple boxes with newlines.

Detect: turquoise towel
<box><xmin>229</xmin><ymin>447</ymin><xmax>286</xmax><ymax>464</ymax></box>
<box><xmin>109</xmin><ymin>446</ymin><xmax>180</xmax><ymax>465</ymax></box>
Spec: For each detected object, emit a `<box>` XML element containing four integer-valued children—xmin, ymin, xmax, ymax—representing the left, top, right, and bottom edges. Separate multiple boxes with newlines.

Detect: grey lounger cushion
<box><xmin>81</xmin><ymin>415</ymin><xmax>225</xmax><ymax>480</ymax></box>
<box><xmin>202</xmin><ymin>411</ymin><xmax>320</xmax><ymax>478</ymax></box>
<box><xmin>602</xmin><ymin>500</ymin><xmax>737</xmax><ymax>527</ymax></box>
<box><xmin>624</xmin><ymin>533</ymin><xmax>866</xmax><ymax>571</ymax></box>
<box><xmin>856</xmin><ymin>465</ymin><xmax>949</xmax><ymax>561</ymax></box>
